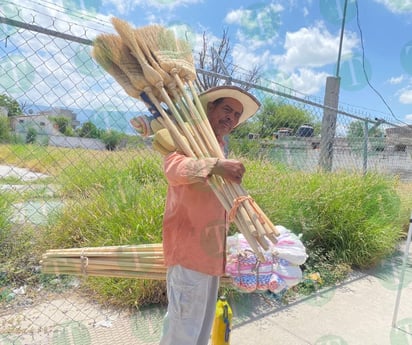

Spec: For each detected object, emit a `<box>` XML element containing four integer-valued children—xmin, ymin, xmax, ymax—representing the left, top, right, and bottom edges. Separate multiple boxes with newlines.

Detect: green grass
<box><xmin>0</xmin><ymin>144</ymin><xmax>410</xmax><ymax>307</ymax></box>
<box><xmin>37</xmin><ymin>149</ymin><xmax>168</xmax><ymax>307</ymax></box>
<box><xmin>243</xmin><ymin>158</ymin><xmax>404</xmax><ymax>268</ymax></box>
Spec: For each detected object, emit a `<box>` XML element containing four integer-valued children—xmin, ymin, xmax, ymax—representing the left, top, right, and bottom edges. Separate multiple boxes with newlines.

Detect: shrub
<box><xmin>243</xmin><ymin>160</ymin><xmax>404</xmax><ymax>268</ymax></box>
<box><xmin>26</xmin><ymin>127</ymin><xmax>37</xmax><ymax>144</ymax></box>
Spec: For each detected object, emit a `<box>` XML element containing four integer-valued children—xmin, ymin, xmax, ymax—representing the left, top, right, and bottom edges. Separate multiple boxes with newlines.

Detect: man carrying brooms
<box><xmin>158</xmin><ymin>85</ymin><xmax>260</xmax><ymax>345</ymax></box>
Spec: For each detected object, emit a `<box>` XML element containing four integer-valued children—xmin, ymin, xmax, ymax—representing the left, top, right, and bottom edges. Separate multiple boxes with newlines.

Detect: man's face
<box><xmin>207</xmin><ymin>97</ymin><xmax>243</xmax><ymax>139</ymax></box>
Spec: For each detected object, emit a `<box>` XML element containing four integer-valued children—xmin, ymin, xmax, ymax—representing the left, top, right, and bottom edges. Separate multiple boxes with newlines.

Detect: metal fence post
<box><xmin>363</xmin><ymin>120</ymin><xmax>368</xmax><ymax>175</ymax></box>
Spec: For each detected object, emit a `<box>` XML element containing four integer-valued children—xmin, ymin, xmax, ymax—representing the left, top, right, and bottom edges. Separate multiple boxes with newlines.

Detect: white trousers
<box><xmin>159</xmin><ymin>265</ymin><xmax>220</xmax><ymax>345</ymax></box>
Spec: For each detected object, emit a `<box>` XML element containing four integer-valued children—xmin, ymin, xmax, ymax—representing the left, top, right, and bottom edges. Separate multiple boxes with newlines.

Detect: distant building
<box><xmin>385</xmin><ymin>125</ymin><xmax>412</xmax><ymax>152</ymax></box>
<box><xmin>9</xmin><ymin>107</ymin><xmax>81</xmax><ymax>144</ymax></box>
<box><xmin>9</xmin><ymin>110</ymin><xmax>105</xmax><ymax>150</ymax></box>
<box><xmin>38</xmin><ymin>107</ymin><xmax>80</xmax><ymax>129</ymax></box>
<box><xmin>385</xmin><ymin>125</ymin><xmax>412</xmax><ymax>138</ymax></box>
<box><xmin>10</xmin><ymin>114</ymin><xmax>62</xmax><ymax>137</ymax></box>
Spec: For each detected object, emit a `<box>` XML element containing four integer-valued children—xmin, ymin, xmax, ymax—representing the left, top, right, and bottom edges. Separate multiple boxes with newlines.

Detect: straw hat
<box><xmin>199</xmin><ymin>85</ymin><xmax>261</xmax><ymax>126</ymax></box>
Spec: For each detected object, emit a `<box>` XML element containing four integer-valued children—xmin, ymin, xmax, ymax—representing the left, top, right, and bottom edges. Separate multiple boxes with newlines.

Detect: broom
<box><xmin>133</xmin><ymin>25</ymin><xmax>278</xmax><ymax>246</ymax></box>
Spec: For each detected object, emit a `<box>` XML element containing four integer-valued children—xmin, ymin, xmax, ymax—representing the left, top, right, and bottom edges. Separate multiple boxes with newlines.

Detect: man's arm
<box><xmin>164</xmin><ymin>153</ymin><xmax>245</xmax><ymax>186</ymax></box>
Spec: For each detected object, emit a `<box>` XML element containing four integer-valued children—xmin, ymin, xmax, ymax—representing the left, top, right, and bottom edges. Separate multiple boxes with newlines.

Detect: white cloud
<box><xmin>399</xmin><ymin>88</ymin><xmax>412</xmax><ymax>104</ymax></box>
<box><xmin>229</xmin><ymin>21</ymin><xmax>357</xmax><ymax>96</ymax></box>
<box><xmin>225</xmin><ymin>3</ymin><xmax>284</xmax><ymax>25</ymax></box>
<box><xmin>373</xmin><ymin>0</ymin><xmax>412</xmax><ymax>13</ymax></box>
<box><xmin>287</xmin><ymin>68</ymin><xmax>329</xmax><ymax>95</ymax></box>
<box><xmin>231</xmin><ymin>44</ymin><xmax>271</xmax><ymax>71</ymax></box>
<box><xmin>225</xmin><ymin>9</ymin><xmax>245</xmax><ymax>25</ymax></box>
<box><xmin>224</xmin><ymin>3</ymin><xmax>284</xmax><ymax>46</ymax></box>
<box><xmin>404</xmin><ymin>114</ymin><xmax>412</xmax><ymax>122</ymax></box>
<box><xmin>389</xmin><ymin>75</ymin><xmax>405</xmax><ymax>84</ymax></box>
<box><xmin>273</xmin><ymin>23</ymin><xmax>359</xmax><ymax>73</ymax></box>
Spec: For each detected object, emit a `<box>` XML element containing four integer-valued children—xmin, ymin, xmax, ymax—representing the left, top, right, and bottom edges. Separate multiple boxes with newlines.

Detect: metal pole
<box><xmin>362</xmin><ymin>120</ymin><xmax>368</xmax><ymax>175</ymax></box>
<box><xmin>392</xmin><ymin>213</ymin><xmax>412</xmax><ymax>327</ymax></box>
<box><xmin>336</xmin><ymin>0</ymin><xmax>349</xmax><ymax>77</ymax></box>
<box><xmin>0</xmin><ymin>16</ymin><xmax>93</xmax><ymax>45</ymax></box>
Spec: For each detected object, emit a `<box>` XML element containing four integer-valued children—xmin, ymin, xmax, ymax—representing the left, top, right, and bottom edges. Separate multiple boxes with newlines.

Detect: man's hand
<box><xmin>211</xmin><ymin>159</ymin><xmax>246</xmax><ymax>184</ymax></box>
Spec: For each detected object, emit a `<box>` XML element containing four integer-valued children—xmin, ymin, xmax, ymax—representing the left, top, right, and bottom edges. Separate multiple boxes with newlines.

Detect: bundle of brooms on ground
<box><xmin>41</xmin><ymin>18</ymin><xmax>280</xmax><ymax>280</ymax></box>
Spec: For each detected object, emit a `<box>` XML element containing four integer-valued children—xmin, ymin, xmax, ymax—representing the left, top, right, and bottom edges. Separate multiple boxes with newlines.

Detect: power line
<box><xmin>354</xmin><ymin>0</ymin><xmax>407</xmax><ymax>125</ymax></box>
<box><xmin>28</xmin><ymin>0</ymin><xmax>113</xmax><ymax>28</ymax></box>
<box><xmin>336</xmin><ymin>0</ymin><xmax>349</xmax><ymax>77</ymax></box>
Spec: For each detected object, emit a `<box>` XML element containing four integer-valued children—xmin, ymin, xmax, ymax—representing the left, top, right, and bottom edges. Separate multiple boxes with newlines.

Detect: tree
<box><xmin>347</xmin><ymin>120</ymin><xmax>385</xmax><ymax>152</ymax></box>
<box><xmin>51</xmin><ymin>116</ymin><xmax>72</xmax><ymax>136</ymax></box>
<box><xmin>19</xmin><ymin>100</ymin><xmax>30</xmax><ymax>114</ymax></box>
<box><xmin>347</xmin><ymin>120</ymin><xmax>384</xmax><ymax>139</ymax></box>
<box><xmin>196</xmin><ymin>28</ymin><xmax>261</xmax><ymax>91</ymax></box>
<box><xmin>26</xmin><ymin>127</ymin><xmax>37</xmax><ymax>144</ymax></box>
<box><xmin>77</xmin><ymin>121</ymin><xmax>101</xmax><ymax>138</ymax></box>
<box><xmin>101</xmin><ymin>130</ymin><xmax>124</xmax><ymax>151</ymax></box>
<box><xmin>230</xmin><ymin>120</ymin><xmax>260</xmax><ymax>139</ymax></box>
<box><xmin>0</xmin><ymin>94</ymin><xmax>23</xmax><ymax>117</ymax></box>
<box><xmin>255</xmin><ymin>98</ymin><xmax>316</xmax><ymax>138</ymax></box>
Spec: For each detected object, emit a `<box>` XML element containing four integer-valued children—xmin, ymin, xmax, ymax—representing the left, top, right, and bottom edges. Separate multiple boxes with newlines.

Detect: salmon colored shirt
<box><xmin>162</xmin><ymin>152</ymin><xmax>227</xmax><ymax>276</ymax></box>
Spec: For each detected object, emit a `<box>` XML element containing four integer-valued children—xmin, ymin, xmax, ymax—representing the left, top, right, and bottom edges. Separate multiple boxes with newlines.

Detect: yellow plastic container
<box><xmin>211</xmin><ymin>296</ymin><xmax>233</xmax><ymax>345</ymax></box>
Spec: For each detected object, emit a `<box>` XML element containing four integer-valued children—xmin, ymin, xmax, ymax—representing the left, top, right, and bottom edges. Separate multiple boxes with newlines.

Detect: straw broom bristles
<box><xmin>134</xmin><ymin>25</ymin><xmax>196</xmax><ymax>81</ymax></box>
<box><xmin>93</xmin><ymin>34</ymin><xmax>163</xmax><ymax>102</ymax></box>
<box><xmin>133</xmin><ymin>27</ymin><xmax>175</xmax><ymax>87</ymax></box>
<box><xmin>127</xmin><ymin>27</ymin><xmax>207</xmax><ymax>158</ymax></box>
<box><xmin>93</xmin><ymin>35</ymin><xmax>141</xmax><ymax>99</ymax></box>
<box><xmin>111</xmin><ymin>17</ymin><xmax>164</xmax><ymax>89</ymax></box>
<box><xmin>93</xmin><ymin>32</ymin><xmax>196</xmax><ymax>157</ymax></box>
<box><xmin>117</xmin><ymin>24</ymin><xmax>214</xmax><ymax>161</ymax></box>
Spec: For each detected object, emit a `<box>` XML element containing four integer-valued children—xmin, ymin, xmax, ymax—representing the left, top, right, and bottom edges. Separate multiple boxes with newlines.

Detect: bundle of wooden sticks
<box><xmin>41</xmin><ymin>244</ymin><xmax>231</xmax><ymax>284</ymax></box>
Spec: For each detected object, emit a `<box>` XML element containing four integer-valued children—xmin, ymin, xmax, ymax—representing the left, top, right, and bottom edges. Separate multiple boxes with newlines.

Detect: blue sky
<box><xmin>2</xmin><ymin>0</ymin><xmax>412</xmax><ymax>125</ymax></box>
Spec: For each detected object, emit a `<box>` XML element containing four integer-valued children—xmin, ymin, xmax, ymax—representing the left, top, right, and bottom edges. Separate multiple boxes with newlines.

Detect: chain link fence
<box><xmin>1</xmin><ymin>8</ymin><xmax>412</xmax><ymax>345</ymax></box>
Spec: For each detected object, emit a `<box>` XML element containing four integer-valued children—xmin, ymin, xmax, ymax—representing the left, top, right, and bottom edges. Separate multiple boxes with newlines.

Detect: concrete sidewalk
<box><xmin>228</xmin><ymin>246</ymin><xmax>412</xmax><ymax>345</ymax></box>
